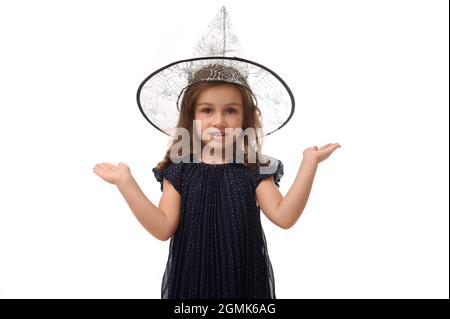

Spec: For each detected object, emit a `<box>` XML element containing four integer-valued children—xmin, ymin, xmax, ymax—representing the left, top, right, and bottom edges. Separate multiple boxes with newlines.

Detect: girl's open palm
<box><xmin>93</xmin><ymin>162</ymin><xmax>131</xmax><ymax>185</ymax></box>
<box><xmin>303</xmin><ymin>143</ymin><xmax>341</xmax><ymax>164</ymax></box>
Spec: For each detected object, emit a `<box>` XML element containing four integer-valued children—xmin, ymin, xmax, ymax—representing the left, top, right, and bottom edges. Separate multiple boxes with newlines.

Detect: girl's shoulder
<box><xmin>249</xmin><ymin>155</ymin><xmax>284</xmax><ymax>188</ymax></box>
<box><xmin>152</xmin><ymin>158</ymin><xmax>188</xmax><ymax>193</ymax></box>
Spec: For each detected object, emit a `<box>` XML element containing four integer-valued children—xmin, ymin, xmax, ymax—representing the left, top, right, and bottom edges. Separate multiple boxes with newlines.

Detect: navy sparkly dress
<box><xmin>152</xmin><ymin>154</ymin><xmax>284</xmax><ymax>299</ymax></box>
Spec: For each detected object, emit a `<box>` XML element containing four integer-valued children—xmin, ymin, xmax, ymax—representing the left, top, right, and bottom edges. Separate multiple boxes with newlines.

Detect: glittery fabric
<box><xmin>152</xmin><ymin>156</ymin><xmax>284</xmax><ymax>299</ymax></box>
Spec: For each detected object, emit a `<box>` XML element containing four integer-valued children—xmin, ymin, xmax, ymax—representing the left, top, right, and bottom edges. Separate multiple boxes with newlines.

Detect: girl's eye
<box><xmin>200</xmin><ymin>107</ymin><xmax>237</xmax><ymax>115</ymax></box>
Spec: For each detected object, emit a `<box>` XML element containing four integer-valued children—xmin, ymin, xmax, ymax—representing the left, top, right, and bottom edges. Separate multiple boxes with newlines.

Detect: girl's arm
<box><xmin>116</xmin><ymin>175</ymin><xmax>180</xmax><ymax>241</ymax></box>
<box><xmin>94</xmin><ymin>162</ymin><xmax>180</xmax><ymax>241</ymax></box>
<box><xmin>255</xmin><ymin>143</ymin><xmax>340</xmax><ymax>229</ymax></box>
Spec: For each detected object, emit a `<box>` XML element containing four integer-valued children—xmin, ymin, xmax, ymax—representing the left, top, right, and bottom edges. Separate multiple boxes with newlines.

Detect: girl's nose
<box><xmin>213</xmin><ymin>113</ymin><xmax>226</xmax><ymax>126</ymax></box>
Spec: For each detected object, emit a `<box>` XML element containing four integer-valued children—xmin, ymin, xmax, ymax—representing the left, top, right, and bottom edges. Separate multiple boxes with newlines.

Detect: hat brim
<box><xmin>137</xmin><ymin>56</ymin><xmax>295</xmax><ymax>136</ymax></box>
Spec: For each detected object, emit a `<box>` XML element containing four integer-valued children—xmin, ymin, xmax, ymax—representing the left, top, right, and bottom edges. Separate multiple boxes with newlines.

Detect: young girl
<box><xmin>94</xmin><ymin>7</ymin><xmax>340</xmax><ymax>299</ymax></box>
<box><xmin>93</xmin><ymin>66</ymin><xmax>340</xmax><ymax>299</ymax></box>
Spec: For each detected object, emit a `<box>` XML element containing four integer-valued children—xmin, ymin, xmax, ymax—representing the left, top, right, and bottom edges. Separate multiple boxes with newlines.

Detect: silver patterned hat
<box><xmin>137</xmin><ymin>6</ymin><xmax>295</xmax><ymax>136</ymax></box>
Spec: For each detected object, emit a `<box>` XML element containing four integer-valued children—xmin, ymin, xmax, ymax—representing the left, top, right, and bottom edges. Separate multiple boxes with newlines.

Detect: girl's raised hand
<box><xmin>93</xmin><ymin>162</ymin><xmax>131</xmax><ymax>185</ymax></box>
<box><xmin>303</xmin><ymin>143</ymin><xmax>341</xmax><ymax>164</ymax></box>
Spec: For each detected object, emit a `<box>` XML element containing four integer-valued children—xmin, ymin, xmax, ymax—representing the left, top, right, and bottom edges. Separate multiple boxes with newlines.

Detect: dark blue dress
<box><xmin>152</xmin><ymin>154</ymin><xmax>284</xmax><ymax>299</ymax></box>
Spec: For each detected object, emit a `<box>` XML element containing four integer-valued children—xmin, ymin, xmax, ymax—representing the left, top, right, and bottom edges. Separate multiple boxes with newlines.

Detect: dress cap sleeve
<box><xmin>152</xmin><ymin>161</ymin><xmax>183</xmax><ymax>193</ymax></box>
<box><xmin>252</xmin><ymin>156</ymin><xmax>284</xmax><ymax>189</ymax></box>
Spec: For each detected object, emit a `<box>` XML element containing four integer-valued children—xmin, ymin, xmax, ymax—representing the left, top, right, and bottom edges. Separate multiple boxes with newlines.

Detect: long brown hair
<box><xmin>156</xmin><ymin>80</ymin><xmax>269</xmax><ymax>172</ymax></box>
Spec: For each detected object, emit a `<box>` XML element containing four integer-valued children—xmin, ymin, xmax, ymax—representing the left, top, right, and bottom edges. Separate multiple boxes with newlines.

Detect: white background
<box><xmin>0</xmin><ymin>0</ymin><xmax>448</xmax><ymax>299</ymax></box>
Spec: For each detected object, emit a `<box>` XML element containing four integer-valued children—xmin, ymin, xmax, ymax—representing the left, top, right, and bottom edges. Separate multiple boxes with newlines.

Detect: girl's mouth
<box><xmin>210</xmin><ymin>131</ymin><xmax>226</xmax><ymax>138</ymax></box>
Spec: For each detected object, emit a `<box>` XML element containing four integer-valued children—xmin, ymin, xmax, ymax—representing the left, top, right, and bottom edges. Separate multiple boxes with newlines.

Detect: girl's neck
<box><xmin>193</xmin><ymin>145</ymin><xmax>233</xmax><ymax>164</ymax></box>
<box><xmin>199</xmin><ymin>152</ymin><xmax>227</xmax><ymax>164</ymax></box>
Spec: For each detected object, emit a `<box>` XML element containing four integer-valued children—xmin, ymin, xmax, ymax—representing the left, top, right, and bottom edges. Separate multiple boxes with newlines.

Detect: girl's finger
<box><xmin>319</xmin><ymin>143</ymin><xmax>332</xmax><ymax>150</ymax></box>
<box><xmin>330</xmin><ymin>144</ymin><xmax>341</xmax><ymax>152</ymax></box>
<box><xmin>93</xmin><ymin>166</ymin><xmax>103</xmax><ymax>173</ymax></box>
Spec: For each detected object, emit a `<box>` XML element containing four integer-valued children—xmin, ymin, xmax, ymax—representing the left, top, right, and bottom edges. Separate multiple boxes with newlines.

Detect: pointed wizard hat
<box><xmin>136</xmin><ymin>6</ymin><xmax>295</xmax><ymax>136</ymax></box>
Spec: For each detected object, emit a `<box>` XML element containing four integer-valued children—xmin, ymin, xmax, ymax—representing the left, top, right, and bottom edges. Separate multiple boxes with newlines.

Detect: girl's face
<box><xmin>194</xmin><ymin>85</ymin><xmax>244</xmax><ymax>149</ymax></box>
